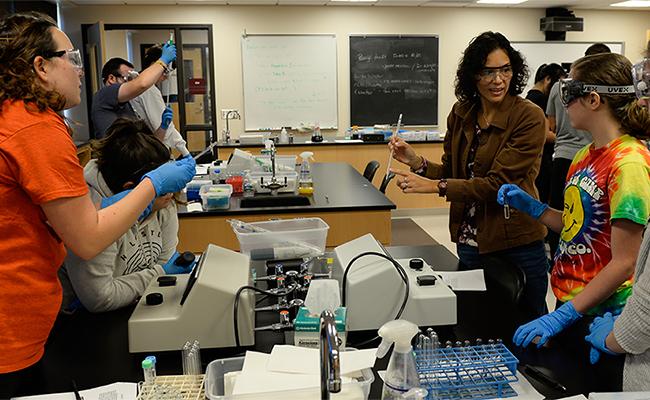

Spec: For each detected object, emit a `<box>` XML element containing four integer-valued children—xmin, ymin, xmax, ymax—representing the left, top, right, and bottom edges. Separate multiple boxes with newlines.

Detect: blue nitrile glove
<box><xmin>497</xmin><ymin>184</ymin><xmax>549</xmax><ymax>219</ymax></box>
<box><xmin>160</xmin><ymin>43</ymin><xmax>176</xmax><ymax>65</ymax></box>
<box><xmin>585</xmin><ymin>312</ymin><xmax>619</xmax><ymax>364</ymax></box>
<box><xmin>99</xmin><ymin>189</ymin><xmax>153</xmax><ymax>221</ymax></box>
<box><xmin>513</xmin><ymin>301</ymin><xmax>582</xmax><ymax>348</ymax></box>
<box><xmin>142</xmin><ymin>155</ymin><xmax>196</xmax><ymax>196</ymax></box>
<box><xmin>162</xmin><ymin>251</ymin><xmax>196</xmax><ymax>274</ymax></box>
<box><xmin>160</xmin><ymin>106</ymin><xmax>173</xmax><ymax>130</ymax></box>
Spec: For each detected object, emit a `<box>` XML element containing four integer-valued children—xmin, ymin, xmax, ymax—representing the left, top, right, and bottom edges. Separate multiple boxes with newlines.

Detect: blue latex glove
<box><xmin>497</xmin><ymin>184</ymin><xmax>549</xmax><ymax>219</ymax></box>
<box><xmin>160</xmin><ymin>106</ymin><xmax>173</xmax><ymax>130</ymax></box>
<box><xmin>513</xmin><ymin>301</ymin><xmax>582</xmax><ymax>348</ymax></box>
<box><xmin>585</xmin><ymin>312</ymin><xmax>620</xmax><ymax>364</ymax></box>
<box><xmin>160</xmin><ymin>43</ymin><xmax>176</xmax><ymax>65</ymax></box>
<box><xmin>99</xmin><ymin>189</ymin><xmax>153</xmax><ymax>221</ymax></box>
<box><xmin>162</xmin><ymin>251</ymin><xmax>196</xmax><ymax>274</ymax></box>
<box><xmin>142</xmin><ymin>155</ymin><xmax>196</xmax><ymax>196</ymax></box>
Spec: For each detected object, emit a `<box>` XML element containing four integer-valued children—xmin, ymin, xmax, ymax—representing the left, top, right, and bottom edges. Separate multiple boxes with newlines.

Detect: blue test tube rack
<box><xmin>414</xmin><ymin>343</ymin><xmax>519</xmax><ymax>400</ymax></box>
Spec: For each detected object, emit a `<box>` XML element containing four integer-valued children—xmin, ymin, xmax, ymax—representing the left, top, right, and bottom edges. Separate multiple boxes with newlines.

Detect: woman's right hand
<box><xmin>388</xmin><ymin>136</ymin><xmax>420</xmax><ymax>169</ymax></box>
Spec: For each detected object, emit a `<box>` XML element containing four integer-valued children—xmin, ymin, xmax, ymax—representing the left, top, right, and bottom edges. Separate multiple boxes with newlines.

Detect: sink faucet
<box><xmin>258</xmin><ymin>141</ymin><xmax>287</xmax><ymax>195</ymax></box>
<box><xmin>223</xmin><ymin>110</ymin><xmax>240</xmax><ymax>143</ymax></box>
<box><xmin>320</xmin><ymin>309</ymin><xmax>341</xmax><ymax>399</ymax></box>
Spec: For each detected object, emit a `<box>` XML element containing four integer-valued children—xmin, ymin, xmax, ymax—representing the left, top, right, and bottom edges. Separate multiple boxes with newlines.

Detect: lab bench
<box><xmin>38</xmin><ymin>245</ymin><xmax>605</xmax><ymax>399</ymax></box>
<box><xmin>214</xmin><ymin>139</ymin><xmax>447</xmax><ymax>210</ymax></box>
<box><xmin>177</xmin><ymin>162</ymin><xmax>396</xmax><ymax>253</ymax></box>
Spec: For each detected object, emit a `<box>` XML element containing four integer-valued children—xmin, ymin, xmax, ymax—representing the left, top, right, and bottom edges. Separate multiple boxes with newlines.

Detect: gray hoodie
<box><xmin>59</xmin><ymin>160</ymin><xmax>178</xmax><ymax>313</ymax></box>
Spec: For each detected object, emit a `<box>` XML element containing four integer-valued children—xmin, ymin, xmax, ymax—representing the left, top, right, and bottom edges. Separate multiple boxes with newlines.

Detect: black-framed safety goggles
<box><xmin>559</xmin><ymin>78</ymin><xmax>635</xmax><ymax>107</ymax></box>
<box><xmin>632</xmin><ymin>58</ymin><xmax>650</xmax><ymax>100</ymax></box>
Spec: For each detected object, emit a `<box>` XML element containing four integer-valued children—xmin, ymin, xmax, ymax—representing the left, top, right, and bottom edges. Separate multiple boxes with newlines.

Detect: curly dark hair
<box><xmin>0</xmin><ymin>12</ymin><xmax>65</xmax><ymax>113</ymax></box>
<box><xmin>454</xmin><ymin>31</ymin><xmax>529</xmax><ymax>103</ymax></box>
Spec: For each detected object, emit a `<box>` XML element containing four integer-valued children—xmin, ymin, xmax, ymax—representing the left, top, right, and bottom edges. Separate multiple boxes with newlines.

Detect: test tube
<box><xmin>182</xmin><ymin>341</ymin><xmax>191</xmax><ymax>375</ymax></box>
<box><xmin>142</xmin><ymin>358</ymin><xmax>156</xmax><ymax>384</ymax></box>
<box><xmin>145</xmin><ymin>355</ymin><xmax>157</xmax><ymax>378</ymax></box>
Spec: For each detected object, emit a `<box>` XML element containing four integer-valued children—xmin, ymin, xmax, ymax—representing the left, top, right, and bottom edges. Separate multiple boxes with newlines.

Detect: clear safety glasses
<box><xmin>477</xmin><ymin>64</ymin><xmax>513</xmax><ymax>82</ymax></box>
<box><xmin>43</xmin><ymin>49</ymin><xmax>83</xmax><ymax>70</ymax></box>
<box><xmin>632</xmin><ymin>58</ymin><xmax>650</xmax><ymax>101</ymax></box>
<box><xmin>559</xmin><ymin>78</ymin><xmax>635</xmax><ymax>107</ymax></box>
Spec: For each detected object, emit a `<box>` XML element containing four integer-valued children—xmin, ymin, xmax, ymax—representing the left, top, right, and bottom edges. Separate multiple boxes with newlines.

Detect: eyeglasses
<box><xmin>42</xmin><ymin>49</ymin><xmax>83</xmax><ymax>70</ymax></box>
<box><xmin>632</xmin><ymin>58</ymin><xmax>650</xmax><ymax>100</ymax></box>
<box><xmin>478</xmin><ymin>64</ymin><xmax>513</xmax><ymax>81</ymax></box>
<box><xmin>559</xmin><ymin>78</ymin><xmax>635</xmax><ymax>107</ymax></box>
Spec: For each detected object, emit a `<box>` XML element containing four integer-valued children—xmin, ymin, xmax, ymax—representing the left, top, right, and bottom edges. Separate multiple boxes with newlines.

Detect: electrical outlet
<box><xmin>221</xmin><ymin>109</ymin><xmax>240</xmax><ymax>120</ymax></box>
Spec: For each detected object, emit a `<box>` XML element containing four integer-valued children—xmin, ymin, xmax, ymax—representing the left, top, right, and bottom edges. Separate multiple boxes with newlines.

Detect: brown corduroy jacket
<box><xmin>423</xmin><ymin>94</ymin><xmax>547</xmax><ymax>254</ymax></box>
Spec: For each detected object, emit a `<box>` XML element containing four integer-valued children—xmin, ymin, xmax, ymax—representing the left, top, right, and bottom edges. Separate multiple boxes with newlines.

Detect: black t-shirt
<box><xmin>91</xmin><ymin>83</ymin><xmax>137</xmax><ymax>139</ymax></box>
<box><xmin>525</xmin><ymin>89</ymin><xmax>547</xmax><ymax>114</ymax></box>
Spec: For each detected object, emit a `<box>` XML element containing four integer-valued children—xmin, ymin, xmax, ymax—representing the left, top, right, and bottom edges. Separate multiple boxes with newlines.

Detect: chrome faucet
<box><xmin>258</xmin><ymin>141</ymin><xmax>287</xmax><ymax>195</ymax></box>
<box><xmin>320</xmin><ymin>310</ymin><xmax>341</xmax><ymax>399</ymax></box>
<box><xmin>223</xmin><ymin>110</ymin><xmax>240</xmax><ymax>143</ymax></box>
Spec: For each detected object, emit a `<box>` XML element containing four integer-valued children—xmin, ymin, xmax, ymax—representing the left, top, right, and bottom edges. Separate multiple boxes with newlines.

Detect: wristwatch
<box><xmin>437</xmin><ymin>179</ymin><xmax>448</xmax><ymax>197</ymax></box>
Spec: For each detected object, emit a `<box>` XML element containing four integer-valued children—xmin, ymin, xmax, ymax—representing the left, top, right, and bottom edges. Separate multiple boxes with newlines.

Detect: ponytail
<box><xmin>618</xmin><ymin>100</ymin><xmax>650</xmax><ymax>140</ymax></box>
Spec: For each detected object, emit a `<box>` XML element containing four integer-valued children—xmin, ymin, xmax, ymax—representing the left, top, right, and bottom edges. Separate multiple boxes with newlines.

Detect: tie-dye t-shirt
<box><xmin>551</xmin><ymin>134</ymin><xmax>650</xmax><ymax>316</ymax></box>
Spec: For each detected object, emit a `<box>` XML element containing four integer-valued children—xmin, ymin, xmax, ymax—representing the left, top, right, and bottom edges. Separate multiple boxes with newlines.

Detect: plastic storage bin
<box><xmin>204</xmin><ymin>356</ymin><xmax>374</xmax><ymax>400</ymax></box>
<box><xmin>252</xmin><ymin>155</ymin><xmax>297</xmax><ymax>173</ymax></box>
<box><xmin>200</xmin><ymin>184</ymin><xmax>233</xmax><ymax>210</ymax></box>
<box><xmin>186</xmin><ymin>179</ymin><xmax>213</xmax><ymax>201</ymax></box>
<box><xmin>233</xmin><ymin>218</ymin><xmax>329</xmax><ymax>257</ymax></box>
<box><xmin>250</xmin><ymin>171</ymin><xmax>298</xmax><ymax>194</ymax></box>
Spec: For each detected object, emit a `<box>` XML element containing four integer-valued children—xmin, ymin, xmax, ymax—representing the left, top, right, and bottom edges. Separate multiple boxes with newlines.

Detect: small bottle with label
<box><xmin>279</xmin><ymin>127</ymin><xmax>289</xmax><ymax>144</ymax></box>
<box><xmin>298</xmin><ymin>151</ymin><xmax>314</xmax><ymax>195</ymax></box>
<box><xmin>243</xmin><ymin>170</ymin><xmax>255</xmax><ymax>197</ymax></box>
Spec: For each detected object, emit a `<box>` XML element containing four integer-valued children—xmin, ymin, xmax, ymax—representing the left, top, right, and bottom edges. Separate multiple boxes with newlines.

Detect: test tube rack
<box><xmin>137</xmin><ymin>375</ymin><xmax>205</xmax><ymax>400</ymax></box>
<box><xmin>414</xmin><ymin>343</ymin><xmax>519</xmax><ymax>400</ymax></box>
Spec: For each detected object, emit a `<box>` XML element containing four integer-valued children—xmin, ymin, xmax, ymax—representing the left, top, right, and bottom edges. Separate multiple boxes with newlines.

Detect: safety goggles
<box><xmin>42</xmin><ymin>49</ymin><xmax>83</xmax><ymax>70</ymax></box>
<box><xmin>559</xmin><ymin>78</ymin><xmax>635</xmax><ymax>106</ymax></box>
<box><xmin>477</xmin><ymin>64</ymin><xmax>513</xmax><ymax>81</ymax></box>
<box><xmin>632</xmin><ymin>58</ymin><xmax>650</xmax><ymax>100</ymax></box>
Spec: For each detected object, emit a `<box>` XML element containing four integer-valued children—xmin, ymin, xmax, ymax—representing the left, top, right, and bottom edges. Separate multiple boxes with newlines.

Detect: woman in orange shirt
<box><xmin>0</xmin><ymin>13</ymin><xmax>195</xmax><ymax>396</ymax></box>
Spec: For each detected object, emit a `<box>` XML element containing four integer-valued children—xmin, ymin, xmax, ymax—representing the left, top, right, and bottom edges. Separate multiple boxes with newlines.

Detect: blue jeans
<box><xmin>457</xmin><ymin>241</ymin><xmax>549</xmax><ymax>318</ymax></box>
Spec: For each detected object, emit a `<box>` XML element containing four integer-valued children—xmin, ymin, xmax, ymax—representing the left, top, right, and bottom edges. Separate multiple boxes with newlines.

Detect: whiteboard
<box><xmin>241</xmin><ymin>34</ymin><xmax>338</xmax><ymax>131</ymax></box>
<box><xmin>512</xmin><ymin>41</ymin><xmax>624</xmax><ymax>94</ymax></box>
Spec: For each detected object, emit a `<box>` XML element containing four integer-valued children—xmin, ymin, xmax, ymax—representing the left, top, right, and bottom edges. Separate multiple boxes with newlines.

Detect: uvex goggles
<box><xmin>559</xmin><ymin>78</ymin><xmax>635</xmax><ymax>106</ymax></box>
<box><xmin>42</xmin><ymin>49</ymin><xmax>83</xmax><ymax>70</ymax></box>
<box><xmin>632</xmin><ymin>58</ymin><xmax>650</xmax><ymax>100</ymax></box>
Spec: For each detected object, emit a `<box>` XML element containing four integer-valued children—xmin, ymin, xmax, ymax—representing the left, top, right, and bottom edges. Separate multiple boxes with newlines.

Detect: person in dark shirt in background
<box><xmin>526</xmin><ymin>63</ymin><xmax>566</xmax><ymax>203</ymax></box>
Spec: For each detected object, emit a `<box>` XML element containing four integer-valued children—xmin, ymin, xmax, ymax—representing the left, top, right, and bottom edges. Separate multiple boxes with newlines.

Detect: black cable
<box><xmin>234</xmin><ymin>284</ymin><xmax>298</xmax><ymax>348</ymax></box>
<box><xmin>341</xmin><ymin>251</ymin><xmax>410</xmax><ymax>347</ymax></box>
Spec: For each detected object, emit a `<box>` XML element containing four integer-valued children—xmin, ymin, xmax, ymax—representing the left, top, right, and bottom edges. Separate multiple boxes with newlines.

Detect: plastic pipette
<box><xmin>193</xmin><ymin>141</ymin><xmax>218</xmax><ymax>161</ymax></box>
<box><xmin>386</xmin><ymin>113</ymin><xmax>403</xmax><ymax>177</ymax></box>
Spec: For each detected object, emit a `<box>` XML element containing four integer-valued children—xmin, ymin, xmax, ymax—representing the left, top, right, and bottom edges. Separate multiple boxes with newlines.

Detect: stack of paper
<box><xmin>230</xmin><ymin>346</ymin><xmax>377</xmax><ymax>399</ymax></box>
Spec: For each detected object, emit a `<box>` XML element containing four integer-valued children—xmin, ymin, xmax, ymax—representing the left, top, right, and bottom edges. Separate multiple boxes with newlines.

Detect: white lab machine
<box><xmin>334</xmin><ymin>234</ymin><xmax>457</xmax><ymax>331</ymax></box>
<box><xmin>128</xmin><ymin>244</ymin><xmax>255</xmax><ymax>353</ymax></box>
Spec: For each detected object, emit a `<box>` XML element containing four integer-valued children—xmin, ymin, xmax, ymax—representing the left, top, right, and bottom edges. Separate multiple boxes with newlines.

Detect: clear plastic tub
<box><xmin>250</xmin><ymin>171</ymin><xmax>298</xmax><ymax>194</ymax></box>
<box><xmin>200</xmin><ymin>184</ymin><xmax>233</xmax><ymax>210</ymax></box>
<box><xmin>252</xmin><ymin>155</ymin><xmax>297</xmax><ymax>173</ymax></box>
<box><xmin>204</xmin><ymin>356</ymin><xmax>374</xmax><ymax>400</ymax></box>
<box><xmin>186</xmin><ymin>179</ymin><xmax>213</xmax><ymax>201</ymax></box>
<box><xmin>233</xmin><ymin>218</ymin><xmax>329</xmax><ymax>257</ymax></box>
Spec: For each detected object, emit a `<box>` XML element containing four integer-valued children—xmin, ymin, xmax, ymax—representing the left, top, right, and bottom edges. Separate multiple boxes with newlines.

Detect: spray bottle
<box><xmin>298</xmin><ymin>151</ymin><xmax>314</xmax><ymax>195</ymax></box>
<box><xmin>377</xmin><ymin>320</ymin><xmax>423</xmax><ymax>400</ymax></box>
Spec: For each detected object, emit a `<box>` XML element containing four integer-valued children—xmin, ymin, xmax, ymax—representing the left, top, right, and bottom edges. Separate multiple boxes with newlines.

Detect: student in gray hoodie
<box><xmin>59</xmin><ymin>119</ymin><xmax>193</xmax><ymax>313</ymax></box>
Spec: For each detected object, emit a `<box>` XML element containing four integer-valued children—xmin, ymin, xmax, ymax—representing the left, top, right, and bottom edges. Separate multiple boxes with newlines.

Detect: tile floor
<box><xmin>403</xmin><ymin>212</ymin><xmax>556</xmax><ymax>312</ymax></box>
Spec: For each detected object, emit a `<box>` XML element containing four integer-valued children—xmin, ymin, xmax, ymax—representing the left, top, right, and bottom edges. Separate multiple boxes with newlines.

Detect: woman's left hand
<box><xmin>391</xmin><ymin>169</ymin><xmax>438</xmax><ymax>194</ymax></box>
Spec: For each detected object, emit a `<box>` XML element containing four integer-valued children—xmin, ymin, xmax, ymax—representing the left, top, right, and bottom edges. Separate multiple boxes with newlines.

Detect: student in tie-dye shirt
<box><xmin>498</xmin><ymin>53</ymin><xmax>650</xmax><ymax>391</ymax></box>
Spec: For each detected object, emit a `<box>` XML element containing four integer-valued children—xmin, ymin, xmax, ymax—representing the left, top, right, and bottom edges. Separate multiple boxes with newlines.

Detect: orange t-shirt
<box><xmin>0</xmin><ymin>101</ymin><xmax>88</xmax><ymax>373</ymax></box>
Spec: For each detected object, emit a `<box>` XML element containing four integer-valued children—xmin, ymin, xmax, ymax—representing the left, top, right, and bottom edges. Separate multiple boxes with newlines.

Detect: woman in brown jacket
<box><xmin>389</xmin><ymin>31</ymin><xmax>548</xmax><ymax>318</ymax></box>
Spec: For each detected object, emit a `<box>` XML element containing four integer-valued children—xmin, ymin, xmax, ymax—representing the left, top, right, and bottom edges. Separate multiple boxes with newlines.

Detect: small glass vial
<box><xmin>142</xmin><ymin>358</ymin><xmax>156</xmax><ymax>384</ymax></box>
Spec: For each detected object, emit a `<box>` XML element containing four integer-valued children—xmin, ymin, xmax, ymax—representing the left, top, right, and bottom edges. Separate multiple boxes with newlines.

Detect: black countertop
<box><xmin>178</xmin><ymin>162</ymin><xmax>395</xmax><ymax>217</ymax></box>
<box><xmin>216</xmin><ymin>138</ymin><xmax>442</xmax><ymax>149</ymax></box>
<box><xmin>34</xmin><ymin>245</ymin><xmax>608</xmax><ymax>398</ymax></box>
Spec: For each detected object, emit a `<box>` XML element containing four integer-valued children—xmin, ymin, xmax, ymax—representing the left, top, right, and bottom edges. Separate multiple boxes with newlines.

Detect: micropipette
<box><xmin>193</xmin><ymin>141</ymin><xmax>218</xmax><ymax>161</ymax></box>
<box><xmin>386</xmin><ymin>113</ymin><xmax>403</xmax><ymax>177</ymax></box>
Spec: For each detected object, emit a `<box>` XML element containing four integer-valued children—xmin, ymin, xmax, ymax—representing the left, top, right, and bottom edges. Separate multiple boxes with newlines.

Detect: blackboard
<box><xmin>350</xmin><ymin>35</ymin><xmax>439</xmax><ymax>126</ymax></box>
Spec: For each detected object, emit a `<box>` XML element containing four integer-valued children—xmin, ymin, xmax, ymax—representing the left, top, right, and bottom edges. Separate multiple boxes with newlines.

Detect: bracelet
<box><xmin>411</xmin><ymin>156</ymin><xmax>427</xmax><ymax>176</ymax></box>
<box><xmin>155</xmin><ymin>59</ymin><xmax>170</xmax><ymax>72</ymax></box>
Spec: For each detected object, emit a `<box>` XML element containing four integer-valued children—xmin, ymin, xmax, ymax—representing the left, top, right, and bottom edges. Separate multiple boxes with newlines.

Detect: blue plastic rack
<box><xmin>414</xmin><ymin>343</ymin><xmax>519</xmax><ymax>400</ymax></box>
